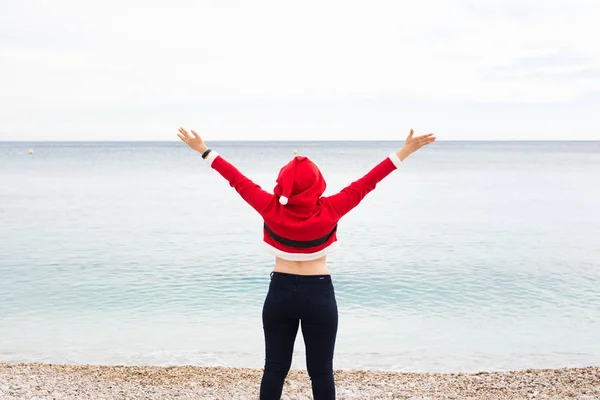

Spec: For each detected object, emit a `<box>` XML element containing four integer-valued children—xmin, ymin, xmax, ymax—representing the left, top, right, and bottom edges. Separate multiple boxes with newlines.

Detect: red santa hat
<box><xmin>273</xmin><ymin>156</ymin><xmax>326</xmax><ymax>207</ymax></box>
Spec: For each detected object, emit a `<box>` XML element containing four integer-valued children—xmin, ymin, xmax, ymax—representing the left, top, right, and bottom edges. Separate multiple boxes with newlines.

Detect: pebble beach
<box><xmin>1</xmin><ymin>363</ymin><xmax>599</xmax><ymax>399</ymax></box>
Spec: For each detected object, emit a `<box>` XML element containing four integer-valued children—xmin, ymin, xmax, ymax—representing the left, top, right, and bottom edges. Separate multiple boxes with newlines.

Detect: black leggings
<box><xmin>259</xmin><ymin>272</ymin><xmax>339</xmax><ymax>400</ymax></box>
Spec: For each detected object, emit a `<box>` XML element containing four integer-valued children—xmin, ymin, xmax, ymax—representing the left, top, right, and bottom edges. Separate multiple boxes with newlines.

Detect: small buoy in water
<box><xmin>293</xmin><ymin>149</ymin><xmax>298</xmax><ymax>154</ymax></box>
<box><xmin>29</xmin><ymin>149</ymin><xmax>33</xmax><ymax>155</ymax></box>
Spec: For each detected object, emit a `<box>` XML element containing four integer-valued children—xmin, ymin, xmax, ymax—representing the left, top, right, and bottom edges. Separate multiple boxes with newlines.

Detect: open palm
<box><xmin>396</xmin><ymin>129</ymin><xmax>436</xmax><ymax>161</ymax></box>
<box><xmin>177</xmin><ymin>127</ymin><xmax>208</xmax><ymax>154</ymax></box>
<box><xmin>404</xmin><ymin>129</ymin><xmax>435</xmax><ymax>152</ymax></box>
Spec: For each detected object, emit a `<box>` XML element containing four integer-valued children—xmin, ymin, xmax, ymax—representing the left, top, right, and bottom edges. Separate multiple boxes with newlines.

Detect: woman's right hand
<box><xmin>396</xmin><ymin>129</ymin><xmax>436</xmax><ymax>161</ymax></box>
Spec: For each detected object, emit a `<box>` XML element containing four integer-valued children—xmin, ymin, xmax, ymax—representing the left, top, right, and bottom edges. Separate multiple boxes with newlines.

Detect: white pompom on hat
<box><xmin>276</xmin><ymin>157</ymin><xmax>298</xmax><ymax>206</ymax></box>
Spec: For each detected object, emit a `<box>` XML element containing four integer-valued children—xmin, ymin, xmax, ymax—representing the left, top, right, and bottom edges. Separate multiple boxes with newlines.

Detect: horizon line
<box><xmin>2</xmin><ymin>139</ymin><xmax>600</xmax><ymax>142</ymax></box>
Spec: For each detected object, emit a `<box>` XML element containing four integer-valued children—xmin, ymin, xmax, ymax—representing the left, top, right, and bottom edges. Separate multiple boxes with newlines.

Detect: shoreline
<box><xmin>1</xmin><ymin>363</ymin><xmax>599</xmax><ymax>399</ymax></box>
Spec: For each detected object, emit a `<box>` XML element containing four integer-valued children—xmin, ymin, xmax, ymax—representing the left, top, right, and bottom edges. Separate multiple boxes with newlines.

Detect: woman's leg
<box><xmin>301</xmin><ymin>282</ymin><xmax>338</xmax><ymax>400</ymax></box>
<box><xmin>259</xmin><ymin>283</ymin><xmax>300</xmax><ymax>400</ymax></box>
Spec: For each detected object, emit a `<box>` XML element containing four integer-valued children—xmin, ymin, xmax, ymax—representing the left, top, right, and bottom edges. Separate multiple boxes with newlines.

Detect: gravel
<box><xmin>0</xmin><ymin>363</ymin><xmax>598</xmax><ymax>399</ymax></box>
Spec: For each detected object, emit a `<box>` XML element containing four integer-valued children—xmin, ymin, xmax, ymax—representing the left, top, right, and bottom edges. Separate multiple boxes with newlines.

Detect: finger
<box><xmin>179</xmin><ymin>127</ymin><xmax>191</xmax><ymax>139</ymax></box>
<box><xmin>177</xmin><ymin>133</ymin><xmax>188</xmax><ymax>142</ymax></box>
<box><xmin>407</xmin><ymin>129</ymin><xmax>414</xmax><ymax>139</ymax></box>
<box><xmin>417</xmin><ymin>133</ymin><xmax>434</xmax><ymax>139</ymax></box>
<box><xmin>191</xmin><ymin>130</ymin><xmax>201</xmax><ymax>139</ymax></box>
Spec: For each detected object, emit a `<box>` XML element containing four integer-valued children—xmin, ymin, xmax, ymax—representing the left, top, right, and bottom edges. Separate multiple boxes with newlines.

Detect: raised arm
<box><xmin>177</xmin><ymin>127</ymin><xmax>273</xmax><ymax>214</ymax></box>
<box><xmin>325</xmin><ymin>155</ymin><xmax>399</xmax><ymax>218</ymax></box>
<box><xmin>325</xmin><ymin>129</ymin><xmax>436</xmax><ymax>218</ymax></box>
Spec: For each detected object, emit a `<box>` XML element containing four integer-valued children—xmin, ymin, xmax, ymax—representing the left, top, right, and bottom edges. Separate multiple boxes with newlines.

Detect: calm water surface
<box><xmin>0</xmin><ymin>141</ymin><xmax>599</xmax><ymax>372</ymax></box>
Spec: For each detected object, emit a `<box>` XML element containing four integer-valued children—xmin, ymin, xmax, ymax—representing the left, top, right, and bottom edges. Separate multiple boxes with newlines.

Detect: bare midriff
<box><xmin>273</xmin><ymin>256</ymin><xmax>330</xmax><ymax>276</ymax></box>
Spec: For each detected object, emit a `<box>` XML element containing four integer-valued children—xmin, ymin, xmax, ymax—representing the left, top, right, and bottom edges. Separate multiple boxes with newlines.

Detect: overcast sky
<box><xmin>1</xmin><ymin>0</ymin><xmax>599</xmax><ymax>141</ymax></box>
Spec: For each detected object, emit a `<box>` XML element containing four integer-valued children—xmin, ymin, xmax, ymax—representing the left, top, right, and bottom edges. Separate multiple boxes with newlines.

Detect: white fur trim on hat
<box><xmin>279</xmin><ymin>196</ymin><xmax>288</xmax><ymax>205</ymax></box>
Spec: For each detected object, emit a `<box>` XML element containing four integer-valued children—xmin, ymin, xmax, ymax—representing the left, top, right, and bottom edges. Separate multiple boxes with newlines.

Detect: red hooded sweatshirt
<box><xmin>204</xmin><ymin>150</ymin><xmax>402</xmax><ymax>260</ymax></box>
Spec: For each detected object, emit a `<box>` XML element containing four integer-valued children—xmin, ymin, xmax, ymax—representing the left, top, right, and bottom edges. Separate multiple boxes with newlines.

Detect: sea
<box><xmin>0</xmin><ymin>140</ymin><xmax>599</xmax><ymax>373</ymax></box>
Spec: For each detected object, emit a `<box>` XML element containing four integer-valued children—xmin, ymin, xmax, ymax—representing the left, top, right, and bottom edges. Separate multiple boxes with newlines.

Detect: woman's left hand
<box><xmin>177</xmin><ymin>127</ymin><xmax>209</xmax><ymax>154</ymax></box>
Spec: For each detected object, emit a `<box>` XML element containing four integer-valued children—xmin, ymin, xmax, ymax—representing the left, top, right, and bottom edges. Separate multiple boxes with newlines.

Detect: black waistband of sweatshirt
<box><xmin>270</xmin><ymin>271</ymin><xmax>332</xmax><ymax>284</ymax></box>
<box><xmin>264</xmin><ymin>223</ymin><xmax>337</xmax><ymax>249</ymax></box>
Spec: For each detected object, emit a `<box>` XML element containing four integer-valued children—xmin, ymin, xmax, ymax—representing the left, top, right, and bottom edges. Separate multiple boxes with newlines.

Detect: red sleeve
<box><xmin>207</xmin><ymin>151</ymin><xmax>273</xmax><ymax>214</ymax></box>
<box><xmin>324</xmin><ymin>153</ymin><xmax>401</xmax><ymax>218</ymax></box>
